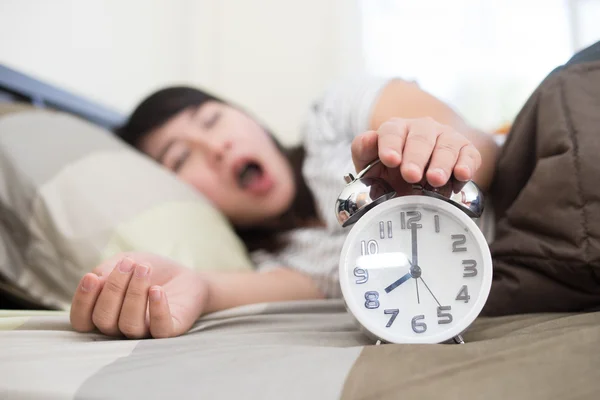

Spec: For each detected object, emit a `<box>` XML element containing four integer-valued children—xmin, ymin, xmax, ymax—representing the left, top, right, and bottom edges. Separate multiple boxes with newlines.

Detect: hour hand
<box><xmin>385</xmin><ymin>272</ymin><xmax>412</xmax><ymax>293</ymax></box>
<box><xmin>359</xmin><ymin>252</ymin><xmax>409</xmax><ymax>293</ymax></box>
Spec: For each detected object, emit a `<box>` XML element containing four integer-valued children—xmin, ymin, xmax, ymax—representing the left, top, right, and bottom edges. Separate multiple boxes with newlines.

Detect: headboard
<box><xmin>0</xmin><ymin>63</ymin><xmax>125</xmax><ymax>130</ymax></box>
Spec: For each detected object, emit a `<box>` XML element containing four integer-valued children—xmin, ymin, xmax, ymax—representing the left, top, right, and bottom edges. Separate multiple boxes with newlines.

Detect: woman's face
<box><xmin>139</xmin><ymin>101</ymin><xmax>296</xmax><ymax>227</ymax></box>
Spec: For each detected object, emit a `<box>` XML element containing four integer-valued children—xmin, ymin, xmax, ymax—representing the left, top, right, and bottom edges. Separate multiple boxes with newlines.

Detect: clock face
<box><xmin>339</xmin><ymin>195</ymin><xmax>492</xmax><ymax>344</ymax></box>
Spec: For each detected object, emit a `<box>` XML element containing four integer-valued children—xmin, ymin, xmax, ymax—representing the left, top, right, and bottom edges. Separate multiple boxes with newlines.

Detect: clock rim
<box><xmin>338</xmin><ymin>195</ymin><xmax>493</xmax><ymax>344</ymax></box>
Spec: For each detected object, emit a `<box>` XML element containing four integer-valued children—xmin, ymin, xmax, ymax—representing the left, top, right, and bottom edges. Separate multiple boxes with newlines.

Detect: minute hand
<box><xmin>411</xmin><ymin>223</ymin><xmax>418</xmax><ymax>267</ymax></box>
<box><xmin>409</xmin><ymin>223</ymin><xmax>422</xmax><ymax>304</ymax></box>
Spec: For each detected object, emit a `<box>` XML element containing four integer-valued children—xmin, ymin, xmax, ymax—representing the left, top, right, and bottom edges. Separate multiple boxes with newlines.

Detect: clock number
<box><xmin>411</xmin><ymin>315</ymin><xmax>427</xmax><ymax>333</ymax></box>
<box><xmin>406</xmin><ymin>211</ymin><xmax>422</xmax><ymax>228</ymax></box>
<box><xmin>400</xmin><ymin>211</ymin><xmax>422</xmax><ymax>230</ymax></box>
<box><xmin>384</xmin><ymin>309</ymin><xmax>399</xmax><ymax>328</ymax></box>
<box><xmin>463</xmin><ymin>259</ymin><xmax>478</xmax><ymax>277</ymax></box>
<box><xmin>456</xmin><ymin>285</ymin><xmax>470</xmax><ymax>303</ymax></box>
<box><xmin>452</xmin><ymin>234</ymin><xmax>467</xmax><ymax>252</ymax></box>
<box><xmin>364</xmin><ymin>291</ymin><xmax>380</xmax><ymax>309</ymax></box>
<box><xmin>353</xmin><ymin>267</ymin><xmax>369</xmax><ymax>284</ymax></box>
<box><xmin>434</xmin><ymin>215</ymin><xmax>440</xmax><ymax>233</ymax></box>
<box><xmin>437</xmin><ymin>306</ymin><xmax>453</xmax><ymax>324</ymax></box>
<box><xmin>360</xmin><ymin>240</ymin><xmax>379</xmax><ymax>255</ymax></box>
<box><xmin>379</xmin><ymin>221</ymin><xmax>393</xmax><ymax>239</ymax></box>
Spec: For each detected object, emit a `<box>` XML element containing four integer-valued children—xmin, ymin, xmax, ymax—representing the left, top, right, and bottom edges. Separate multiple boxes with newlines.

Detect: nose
<box><xmin>188</xmin><ymin>135</ymin><xmax>232</xmax><ymax>165</ymax></box>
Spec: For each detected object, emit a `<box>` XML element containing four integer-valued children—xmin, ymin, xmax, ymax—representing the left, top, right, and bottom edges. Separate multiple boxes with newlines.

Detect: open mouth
<box><xmin>237</xmin><ymin>161</ymin><xmax>263</xmax><ymax>188</ymax></box>
<box><xmin>235</xmin><ymin>160</ymin><xmax>273</xmax><ymax>195</ymax></box>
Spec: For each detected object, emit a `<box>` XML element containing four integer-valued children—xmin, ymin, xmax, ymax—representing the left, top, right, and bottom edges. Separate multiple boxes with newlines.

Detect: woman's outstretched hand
<box><xmin>70</xmin><ymin>252</ymin><xmax>208</xmax><ymax>339</ymax></box>
<box><xmin>351</xmin><ymin>117</ymin><xmax>482</xmax><ymax>195</ymax></box>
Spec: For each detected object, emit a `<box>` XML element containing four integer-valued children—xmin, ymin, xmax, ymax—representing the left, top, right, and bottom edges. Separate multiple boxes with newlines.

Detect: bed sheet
<box><xmin>1</xmin><ymin>300</ymin><xmax>599</xmax><ymax>400</ymax></box>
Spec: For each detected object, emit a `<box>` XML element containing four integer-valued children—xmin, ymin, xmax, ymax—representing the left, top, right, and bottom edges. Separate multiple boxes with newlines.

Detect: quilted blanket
<box><xmin>484</xmin><ymin>60</ymin><xmax>600</xmax><ymax>315</ymax></box>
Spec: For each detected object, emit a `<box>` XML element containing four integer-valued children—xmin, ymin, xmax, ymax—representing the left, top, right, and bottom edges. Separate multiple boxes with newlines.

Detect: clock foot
<box><xmin>453</xmin><ymin>335</ymin><xmax>465</xmax><ymax>344</ymax></box>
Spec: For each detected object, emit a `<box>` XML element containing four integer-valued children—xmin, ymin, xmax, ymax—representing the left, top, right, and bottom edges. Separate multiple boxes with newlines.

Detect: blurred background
<box><xmin>1</xmin><ymin>0</ymin><xmax>599</xmax><ymax>145</ymax></box>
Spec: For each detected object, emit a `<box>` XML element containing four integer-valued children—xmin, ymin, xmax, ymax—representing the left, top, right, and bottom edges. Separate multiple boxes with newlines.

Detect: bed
<box><xmin>1</xmin><ymin>63</ymin><xmax>599</xmax><ymax>400</ymax></box>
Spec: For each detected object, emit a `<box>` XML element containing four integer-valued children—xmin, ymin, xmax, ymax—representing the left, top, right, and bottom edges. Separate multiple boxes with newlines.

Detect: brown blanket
<box><xmin>484</xmin><ymin>60</ymin><xmax>600</xmax><ymax>315</ymax></box>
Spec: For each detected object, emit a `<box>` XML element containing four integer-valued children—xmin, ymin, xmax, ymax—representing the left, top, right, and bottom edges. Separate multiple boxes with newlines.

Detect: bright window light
<box><xmin>361</xmin><ymin>0</ymin><xmax>581</xmax><ymax>131</ymax></box>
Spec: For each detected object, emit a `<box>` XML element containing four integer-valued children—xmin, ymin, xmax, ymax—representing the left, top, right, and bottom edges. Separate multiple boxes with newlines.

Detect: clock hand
<box><xmin>415</xmin><ymin>278</ymin><xmax>420</xmax><ymax>304</ymax></box>
<box><xmin>419</xmin><ymin>276</ymin><xmax>442</xmax><ymax>307</ymax></box>
<box><xmin>407</xmin><ymin>259</ymin><xmax>423</xmax><ymax>304</ymax></box>
<box><xmin>410</xmin><ymin>223</ymin><xmax>418</xmax><ymax>268</ymax></box>
<box><xmin>408</xmin><ymin>258</ymin><xmax>441</xmax><ymax>306</ymax></box>
<box><xmin>384</xmin><ymin>272</ymin><xmax>412</xmax><ymax>293</ymax></box>
<box><xmin>409</xmin><ymin>224</ymin><xmax>421</xmax><ymax>304</ymax></box>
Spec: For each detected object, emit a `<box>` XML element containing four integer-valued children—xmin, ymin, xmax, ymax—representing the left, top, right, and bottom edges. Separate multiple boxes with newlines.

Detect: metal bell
<box><xmin>419</xmin><ymin>178</ymin><xmax>485</xmax><ymax>219</ymax></box>
<box><xmin>335</xmin><ymin>160</ymin><xmax>396</xmax><ymax>227</ymax></box>
<box><xmin>335</xmin><ymin>159</ymin><xmax>485</xmax><ymax>228</ymax></box>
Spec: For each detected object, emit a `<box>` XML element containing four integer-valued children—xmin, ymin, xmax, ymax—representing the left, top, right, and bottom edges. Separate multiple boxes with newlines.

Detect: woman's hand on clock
<box><xmin>351</xmin><ymin>117</ymin><xmax>482</xmax><ymax>193</ymax></box>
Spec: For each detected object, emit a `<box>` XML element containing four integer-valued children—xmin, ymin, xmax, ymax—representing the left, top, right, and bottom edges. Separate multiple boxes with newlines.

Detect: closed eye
<box><xmin>203</xmin><ymin>111</ymin><xmax>221</xmax><ymax>129</ymax></box>
<box><xmin>173</xmin><ymin>150</ymin><xmax>190</xmax><ymax>172</ymax></box>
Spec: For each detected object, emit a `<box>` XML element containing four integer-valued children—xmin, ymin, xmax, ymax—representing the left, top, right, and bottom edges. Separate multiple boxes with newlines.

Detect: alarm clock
<box><xmin>335</xmin><ymin>159</ymin><xmax>492</xmax><ymax>344</ymax></box>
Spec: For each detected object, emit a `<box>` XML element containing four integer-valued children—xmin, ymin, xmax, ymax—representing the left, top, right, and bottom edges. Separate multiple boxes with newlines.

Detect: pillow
<box><xmin>0</xmin><ymin>105</ymin><xmax>253</xmax><ymax>310</ymax></box>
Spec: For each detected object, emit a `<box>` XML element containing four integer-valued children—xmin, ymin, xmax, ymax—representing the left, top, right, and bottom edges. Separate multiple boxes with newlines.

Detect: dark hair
<box><xmin>115</xmin><ymin>86</ymin><xmax>222</xmax><ymax>145</ymax></box>
<box><xmin>115</xmin><ymin>86</ymin><xmax>318</xmax><ymax>253</ymax></box>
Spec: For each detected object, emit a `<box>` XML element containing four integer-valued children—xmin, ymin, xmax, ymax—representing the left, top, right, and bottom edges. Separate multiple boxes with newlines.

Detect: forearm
<box><xmin>200</xmin><ymin>267</ymin><xmax>325</xmax><ymax>314</ymax></box>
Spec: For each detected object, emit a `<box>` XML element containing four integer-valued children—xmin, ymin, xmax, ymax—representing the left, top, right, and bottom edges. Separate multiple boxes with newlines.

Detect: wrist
<box><xmin>197</xmin><ymin>270</ymin><xmax>248</xmax><ymax>314</ymax></box>
<box><xmin>186</xmin><ymin>270</ymin><xmax>212</xmax><ymax>314</ymax></box>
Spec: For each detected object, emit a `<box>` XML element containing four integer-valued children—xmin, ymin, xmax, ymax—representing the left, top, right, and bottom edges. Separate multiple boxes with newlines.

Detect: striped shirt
<box><xmin>250</xmin><ymin>77</ymin><xmax>494</xmax><ymax>298</ymax></box>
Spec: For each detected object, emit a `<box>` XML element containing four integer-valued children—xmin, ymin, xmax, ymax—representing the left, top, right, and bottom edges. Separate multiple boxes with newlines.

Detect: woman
<box><xmin>69</xmin><ymin>77</ymin><xmax>499</xmax><ymax>339</ymax></box>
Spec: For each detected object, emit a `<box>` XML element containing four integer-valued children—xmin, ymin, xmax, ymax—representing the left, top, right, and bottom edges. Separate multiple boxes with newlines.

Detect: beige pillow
<box><xmin>0</xmin><ymin>106</ymin><xmax>253</xmax><ymax>309</ymax></box>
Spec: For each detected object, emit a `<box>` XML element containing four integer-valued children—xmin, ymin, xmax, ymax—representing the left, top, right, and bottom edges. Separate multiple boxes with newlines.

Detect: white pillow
<box><xmin>0</xmin><ymin>107</ymin><xmax>253</xmax><ymax>309</ymax></box>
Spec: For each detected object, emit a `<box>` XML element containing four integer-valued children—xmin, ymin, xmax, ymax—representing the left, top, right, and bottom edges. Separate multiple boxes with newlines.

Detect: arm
<box><xmin>71</xmin><ymin>252</ymin><xmax>323</xmax><ymax>339</ymax></box>
<box><xmin>201</xmin><ymin>268</ymin><xmax>324</xmax><ymax>314</ymax></box>
<box><xmin>369</xmin><ymin>79</ymin><xmax>499</xmax><ymax>191</ymax></box>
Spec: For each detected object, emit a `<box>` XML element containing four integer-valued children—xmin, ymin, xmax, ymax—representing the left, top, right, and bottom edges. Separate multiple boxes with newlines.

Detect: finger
<box><xmin>148</xmin><ymin>286</ymin><xmax>174</xmax><ymax>339</ymax></box>
<box><xmin>425</xmin><ymin>131</ymin><xmax>468</xmax><ymax>187</ymax></box>
<box><xmin>91</xmin><ymin>252</ymin><xmax>133</xmax><ymax>277</ymax></box>
<box><xmin>400</xmin><ymin>118</ymin><xmax>440</xmax><ymax>183</ymax></box>
<box><xmin>91</xmin><ymin>257</ymin><xmax>135</xmax><ymax>336</ymax></box>
<box><xmin>454</xmin><ymin>144</ymin><xmax>482</xmax><ymax>181</ymax></box>
<box><xmin>70</xmin><ymin>273</ymin><xmax>104</xmax><ymax>332</ymax></box>
<box><xmin>351</xmin><ymin>130</ymin><xmax>379</xmax><ymax>172</ymax></box>
<box><xmin>377</xmin><ymin>119</ymin><xmax>409</xmax><ymax>168</ymax></box>
<box><xmin>118</xmin><ymin>263</ymin><xmax>152</xmax><ymax>339</ymax></box>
